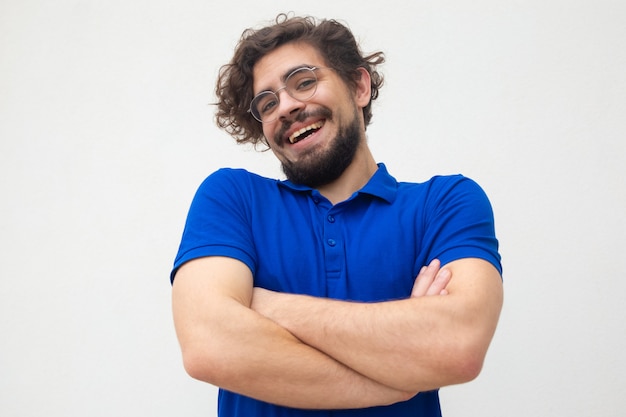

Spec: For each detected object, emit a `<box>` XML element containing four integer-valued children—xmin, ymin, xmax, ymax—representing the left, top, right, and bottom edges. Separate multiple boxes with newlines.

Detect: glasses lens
<box><xmin>250</xmin><ymin>91</ymin><xmax>279</xmax><ymax>122</ymax></box>
<box><xmin>249</xmin><ymin>67</ymin><xmax>319</xmax><ymax>123</ymax></box>
<box><xmin>286</xmin><ymin>68</ymin><xmax>318</xmax><ymax>101</ymax></box>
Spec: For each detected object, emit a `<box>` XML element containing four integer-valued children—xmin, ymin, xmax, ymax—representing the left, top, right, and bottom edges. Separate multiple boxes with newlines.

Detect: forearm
<box><xmin>252</xmin><ymin>292</ymin><xmax>453</xmax><ymax>392</ymax></box>
<box><xmin>172</xmin><ymin>257</ymin><xmax>414</xmax><ymax>410</ymax></box>
<box><xmin>182</xmin><ymin>301</ymin><xmax>413</xmax><ymax>409</ymax></box>
<box><xmin>252</xmin><ymin>259</ymin><xmax>503</xmax><ymax>392</ymax></box>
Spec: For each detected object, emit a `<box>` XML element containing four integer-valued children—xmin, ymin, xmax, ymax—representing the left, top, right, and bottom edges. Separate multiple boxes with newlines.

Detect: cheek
<box><xmin>261</xmin><ymin>124</ymin><xmax>275</xmax><ymax>141</ymax></box>
<box><xmin>262</xmin><ymin>124</ymin><xmax>283</xmax><ymax>149</ymax></box>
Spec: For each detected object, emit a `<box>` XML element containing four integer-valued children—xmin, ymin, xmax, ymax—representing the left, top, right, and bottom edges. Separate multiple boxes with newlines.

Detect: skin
<box><xmin>251</xmin><ymin>258</ymin><xmax>502</xmax><ymax>393</ymax></box>
<box><xmin>172</xmin><ymin>41</ymin><xmax>503</xmax><ymax>409</ymax></box>
<box><xmin>252</xmin><ymin>42</ymin><xmax>378</xmax><ymax>204</ymax></box>
<box><xmin>173</xmin><ymin>257</ymin><xmax>453</xmax><ymax>409</ymax></box>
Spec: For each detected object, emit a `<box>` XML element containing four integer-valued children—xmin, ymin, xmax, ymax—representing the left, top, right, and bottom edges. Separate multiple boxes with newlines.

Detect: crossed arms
<box><xmin>171</xmin><ymin>256</ymin><xmax>503</xmax><ymax>409</ymax></box>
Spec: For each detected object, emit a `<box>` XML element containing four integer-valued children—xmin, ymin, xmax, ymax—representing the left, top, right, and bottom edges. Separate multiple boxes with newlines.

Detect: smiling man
<box><xmin>171</xmin><ymin>14</ymin><xmax>503</xmax><ymax>417</ymax></box>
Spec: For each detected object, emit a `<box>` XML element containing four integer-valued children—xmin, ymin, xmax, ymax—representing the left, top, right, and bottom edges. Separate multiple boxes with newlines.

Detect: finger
<box><xmin>425</xmin><ymin>268</ymin><xmax>451</xmax><ymax>296</ymax></box>
<box><xmin>411</xmin><ymin>259</ymin><xmax>441</xmax><ymax>297</ymax></box>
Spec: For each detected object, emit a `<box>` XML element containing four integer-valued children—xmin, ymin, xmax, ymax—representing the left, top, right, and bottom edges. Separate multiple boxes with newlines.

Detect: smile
<box><xmin>288</xmin><ymin>121</ymin><xmax>325</xmax><ymax>144</ymax></box>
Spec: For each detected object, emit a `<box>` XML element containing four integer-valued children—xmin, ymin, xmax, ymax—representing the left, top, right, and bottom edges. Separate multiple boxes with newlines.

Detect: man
<box><xmin>171</xmin><ymin>14</ymin><xmax>503</xmax><ymax>417</ymax></box>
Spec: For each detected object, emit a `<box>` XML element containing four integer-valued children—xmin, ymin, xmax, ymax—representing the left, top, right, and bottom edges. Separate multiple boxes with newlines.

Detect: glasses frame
<box><xmin>248</xmin><ymin>66</ymin><xmax>325</xmax><ymax>123</ymax></box>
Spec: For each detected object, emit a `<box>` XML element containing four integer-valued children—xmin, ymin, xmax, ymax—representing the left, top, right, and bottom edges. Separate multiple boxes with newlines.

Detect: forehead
<box><xmin>252</xmin><ymin>42</ymin><xmax>325</xmax><ymax>93</ymax></box>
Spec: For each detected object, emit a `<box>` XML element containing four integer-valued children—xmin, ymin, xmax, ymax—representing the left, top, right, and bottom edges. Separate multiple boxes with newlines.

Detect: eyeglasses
<box><xmin>249</xmin><ymin>66</ymin><xmax>324</xmax><ymax>123</ymax></box>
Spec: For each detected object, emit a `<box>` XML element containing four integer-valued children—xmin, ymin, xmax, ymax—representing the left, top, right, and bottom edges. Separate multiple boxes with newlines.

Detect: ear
<box><xmin>353</xmin><ymin>67</ymin><xmax>372</xmax><ymax>108</ymax></box>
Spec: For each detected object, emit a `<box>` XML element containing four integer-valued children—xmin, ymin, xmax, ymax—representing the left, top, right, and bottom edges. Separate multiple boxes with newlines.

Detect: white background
<box><xmin>1</xmin><ymin>1</ymin><xmax>625</xmax><ymax>416</ymax></box>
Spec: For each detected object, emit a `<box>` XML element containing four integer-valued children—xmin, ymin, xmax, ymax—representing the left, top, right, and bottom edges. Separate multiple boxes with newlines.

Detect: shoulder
<box><xmin>184</xmin><ymin>169</ymin><xmax>282</xmax><ymax>218</ymax></box>
<box><xmin>200</xmin><ymin>168</ymin><xmax>277</xmax><ymax>188</ymax></box>
<box><xmin>399</xmin><ymin>174</ymin><xmax>501</xmax><ymax>274</ymax></box>
<box><xmin>195</xmin><ymin>168</ymin><xmax>279</xmax><ymax>199</ymax></box>
<box><xmin>397</xmin><ymin>174</ymin><xmax>489</xmax><ymax>205</ymax></box>
<box><xmin>417</xmin><ymin>174</ymin><xmax>482</xmax><ymax>193</ymax></box>
<box><xmin>428</xmin><ymin>175</ymin><xmax>493</xmax><ymax>215</ymax></box>
<box><xmin>393</xmin><ymin>174</ymin><xmax>497</xmax><ymax>233</ymax></box>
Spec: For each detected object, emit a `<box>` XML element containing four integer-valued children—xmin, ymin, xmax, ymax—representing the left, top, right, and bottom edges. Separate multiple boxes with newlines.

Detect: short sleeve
<box><xmin>170</xmin><ymin>169</ymin><xmax>257</xmax><ymax>283</ymax></box>
<box><xmin>422</xmin><ymin>176</ymin><xmax>502</xmax><ymax>275</ymax></box>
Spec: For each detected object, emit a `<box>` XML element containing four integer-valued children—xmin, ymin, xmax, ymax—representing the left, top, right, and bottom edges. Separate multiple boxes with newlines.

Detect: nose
<box><xmin>276</xmin><ymin>88</ymin><xmax>304</xmax><ymax>120</ymax></box>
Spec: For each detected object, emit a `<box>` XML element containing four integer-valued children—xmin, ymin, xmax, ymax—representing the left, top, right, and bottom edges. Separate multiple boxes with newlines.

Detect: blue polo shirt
<box><xmin>171</xmin><ymin>163</ymin><xmax>501</xmax><ymax>417</ymax></box>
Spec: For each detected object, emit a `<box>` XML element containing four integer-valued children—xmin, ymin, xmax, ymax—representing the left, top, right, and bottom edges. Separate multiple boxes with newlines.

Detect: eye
<box><xmin>293</xmin><ymin>76</ymin><xmax>317</xmax><ymax>92</ymax></box>
<box><xmin>257</xmin><ymin>93</ymin><xmax>279</xmax><ymax>115</ymax></box>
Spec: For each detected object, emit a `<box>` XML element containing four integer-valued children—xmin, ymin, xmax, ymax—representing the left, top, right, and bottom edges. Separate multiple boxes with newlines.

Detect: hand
<box><xmin>252</xmin><ymin>259</ymin><xmax>451</xmax><ymax>320</ymax></box>
<box><xmin>411</xmin><ymin>259</ymin><xmax>451</xmax><ymax>297</ymax></box>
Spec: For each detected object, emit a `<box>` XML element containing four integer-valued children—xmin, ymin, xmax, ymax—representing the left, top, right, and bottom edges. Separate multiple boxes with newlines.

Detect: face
<box><xmin>252</xmin><ymin>42</ymin><xmax>371</xmax><ymax>187</ymax></box>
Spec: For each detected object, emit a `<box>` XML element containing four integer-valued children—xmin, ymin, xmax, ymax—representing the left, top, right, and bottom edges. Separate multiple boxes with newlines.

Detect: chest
<box><xmin>250</xmin><ymin>196</ymin><xmax>427</xmax><ymax>301</ymax></box>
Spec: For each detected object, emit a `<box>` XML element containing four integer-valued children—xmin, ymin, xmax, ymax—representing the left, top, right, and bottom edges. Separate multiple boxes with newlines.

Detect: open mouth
<box><xmin>288</xmin><ymin>121</ymin><xmax>324</xmax><ymax>144</ymax></box>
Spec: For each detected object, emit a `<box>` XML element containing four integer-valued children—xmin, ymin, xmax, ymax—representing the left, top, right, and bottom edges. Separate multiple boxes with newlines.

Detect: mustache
<box><xmin>274</xmin><ymin>107</ymin><xmax>333</xmax><ymax>146</ymax></box>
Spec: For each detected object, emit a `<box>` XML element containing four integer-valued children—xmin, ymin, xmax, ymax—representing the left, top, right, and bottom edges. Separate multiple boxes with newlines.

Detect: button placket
<box><xmin>325</xmin><ymin>212</ymin><xmax>337</xmax><ymax>247</ymax></box>
<box><xmin>322</xmin><ymin>208</ymin><xmax>342</xmax><ymax>279</ymax></box>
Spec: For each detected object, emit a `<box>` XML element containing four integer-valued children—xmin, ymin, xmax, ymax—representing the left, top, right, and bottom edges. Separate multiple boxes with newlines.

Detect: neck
<box><xmin>317</xmin><ymin>143</ymin><xmax>378</xmax><ymax>205</ymax></box>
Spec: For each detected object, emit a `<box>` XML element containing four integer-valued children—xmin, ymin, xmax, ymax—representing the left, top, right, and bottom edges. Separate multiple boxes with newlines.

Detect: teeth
<box><xmin>288</xmin><ymin>121</ymin><xmax>324</xmax><ymax>144</ymax></box>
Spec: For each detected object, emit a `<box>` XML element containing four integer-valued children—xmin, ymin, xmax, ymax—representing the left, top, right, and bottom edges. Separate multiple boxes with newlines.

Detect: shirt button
<box><xmin>327</xmin><ymin>215</ymin><xmax>335</xmax><ymax>223</ymax></box>
<box><xmin>327</xmin><ymin>239</ymin><xmax>336</xmax><ymax>247</ymax></box>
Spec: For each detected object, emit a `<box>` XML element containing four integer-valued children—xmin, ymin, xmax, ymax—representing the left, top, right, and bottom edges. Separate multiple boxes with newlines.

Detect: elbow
<box><xmin>398</xmin><ymin>345</ymin><xmax>488</xmax><ymax>393</ymax></box>
<box><xmin>443</xmin><ymin>333</ymin><xmax>494</xmax><ymax>385</ymax></box>
<box><xmin>181</xmin><ymin>349</ymin><xmax>212</xmax><ymax>382</ymax></box>
<box><xmin>444</xmin><ymin>311</ymin><xmax>501</xmax><ymax>385</ymax></box>
<box><xmin>415</xmin><ymin>340</ymin><xmax>489</xmax><ymax>391</ymax></box>
<box><xmin>180</xmin><ymin>346</ymin><xmax>227</xmax><ymax>384</ymax></box>
<box><xmin>450</xmin><ymin>346</ymin><xmax>486</xmax><ymax>383</ymax></box>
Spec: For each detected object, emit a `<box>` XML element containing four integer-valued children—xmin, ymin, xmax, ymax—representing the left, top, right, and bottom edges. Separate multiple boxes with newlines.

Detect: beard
<box><xmin>279</xmin><ymin>106</ymin><xmax>362</xmax><ymax>188</ymax></box>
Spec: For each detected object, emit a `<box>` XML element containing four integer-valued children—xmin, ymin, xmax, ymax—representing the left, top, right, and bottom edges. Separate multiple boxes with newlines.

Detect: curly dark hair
<box><xmin>215</xmin><ymin>13</ymin><xmax>385</xmax><ymax>147</ymax></box>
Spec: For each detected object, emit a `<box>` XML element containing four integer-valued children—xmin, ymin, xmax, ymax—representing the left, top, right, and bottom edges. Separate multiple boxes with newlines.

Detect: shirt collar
<box><xmin>358</xmin><ymin>163</ymin><xmax>397</xmax><ymax>203</ymax></box>
<box><xmin>278</xmin><ymin>163</ymin><xmax>398</xmax><ymax>204</ymax></box>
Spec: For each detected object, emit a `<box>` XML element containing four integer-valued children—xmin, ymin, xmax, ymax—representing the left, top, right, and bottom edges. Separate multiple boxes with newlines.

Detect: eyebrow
<box><xmin>256</xmin><ymin>64</ymin><xmax>316</xmax><ymax>94</ymax></box>
<box><xmin>281</xmin><ymin>64</ymin><xmax>314</xmax><ymax>81</ymax></box>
